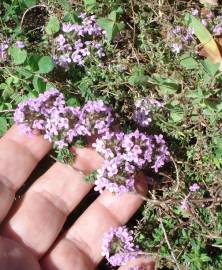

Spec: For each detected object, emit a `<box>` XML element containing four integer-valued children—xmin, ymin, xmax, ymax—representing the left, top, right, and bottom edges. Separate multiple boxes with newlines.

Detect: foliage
<box><xmin>0</xmin><ymin>0</ymin><xmax>222</xmax><ymax>269</ymax></box>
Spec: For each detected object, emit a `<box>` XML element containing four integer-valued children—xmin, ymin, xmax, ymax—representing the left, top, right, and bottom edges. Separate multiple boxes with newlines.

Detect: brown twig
<box><xmin>20</xmin><ymin>5</ymin><xmax>48</xmax><ymax>29</ymax></box>
<box><xmin>158</xmin><ymin>209</ymin><xmax>182</xmax><ymax>270</ymax></box>
<box><xmin>170</xmin><ymin>154</ymin><xmax>180</xmax><ymax>192</ymax></box>
<box><xmin>0</xmin><ymin>109</ymin><xmax>15</xmax><ymax>113</ymax></box>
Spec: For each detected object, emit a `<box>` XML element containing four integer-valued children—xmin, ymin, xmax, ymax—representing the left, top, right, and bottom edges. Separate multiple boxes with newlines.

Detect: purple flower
<box><xmin>171</xmin><ymin>26</ymin><xmax>182</xmax><ymax>34</ymax></box>
<box><xmin>180</xmin><ymin>197</ymin><xmax>189</xmax><ymax>210</ymax></box>
<box><xmin>133</xmin><ymin>98</ymin><xmax>164</xmax><ymax>127</ymax></box>
<box><xmin>55</xmin><ymin>34</ymin><xmax>66</xmax><ymax>46</ymax></box>
<box><xmin>201</xmin><ymin>19</ymin><xmax>208</xmax><ymax>26</ymax></box>
<box><xmin>80</xmin><ymin>100</ymin><xmax>114</xmax><ymax>136</ymax></box>
<box><xmin>52</xmin><ymin>13</ymin><xmax>106</xmax><ymax>69</ymax></box>
<box><xmin>192</xmin><ymin>9</ymin><xmax>199</xmax><ymax>16</ymax></box>
<box><xmin>171</xmin><ymin>43</ymin><xmax>182</xmax><ymax>54</ymax></box>
<box><xmin>101</xmin><ymin>226</ymin><xmax>139</xmax><ymax>267</ymax></box>
<box><xmin>213</xmin><ymin>23</ymin><xmax>222</xmax><ymax>36</ymax></box>
<box><xmin>57</xmin><ymin>54</ymin><xmax>71</xmax><ymax>68</ymax></box>
<box><xmin>62</xmin><ymin>23</ymin><xmax>75</xmax><ymax>33</ymax></box>
<box><xmin>189</xmin><ymin>183</ymin><xmax>200</xmax><ymax>192</ymax></box>
<box><xmin>92</xmin><ymin>130</ymin><xmax>169</xmax><ymax>193</ymax></box>
<box><xmin>16</xmin><ymin>40</ymin><xmax>25</xmax><ymax>48</ymax></box>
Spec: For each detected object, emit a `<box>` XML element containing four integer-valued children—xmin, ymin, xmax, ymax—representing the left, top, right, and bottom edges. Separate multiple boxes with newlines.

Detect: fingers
<box><xmin>0</xmin><ymin>125</ymin><xmax>51</xmax><ymax>221</ymax></box>
<box><xmin>1</xmin><ymin>149</ymin><xmax>103</xmax><ymax>257</ymax></box>
<box><xmin>0</xmin><ymin>236</ymin><xmax>41</xmax><ymax>270</ymax></box>
<box><xmin>41</xmin><ymin>180</ymin><xmax>146</xmax><ymax>270</ymax></box>
<box><xmin>118</xmin><ymin>257</ymin><xmax>155</xmax><ymax>270</ymax></box>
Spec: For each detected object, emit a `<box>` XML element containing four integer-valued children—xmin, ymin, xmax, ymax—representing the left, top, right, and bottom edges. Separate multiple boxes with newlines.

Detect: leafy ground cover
<box><xmin>1</xmin><ymin>0</ymin><xmax>222</xmax><ymax>269</ymax></box>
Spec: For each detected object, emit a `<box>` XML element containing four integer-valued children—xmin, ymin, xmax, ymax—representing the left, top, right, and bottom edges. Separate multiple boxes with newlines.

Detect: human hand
<box><xmin>0</xmin><ymin>125</ymin><xmax>155</xmax><ymax>270</ymax></box>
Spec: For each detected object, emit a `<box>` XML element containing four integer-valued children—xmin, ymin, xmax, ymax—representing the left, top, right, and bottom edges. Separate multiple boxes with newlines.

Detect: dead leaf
<box><xmin>186</xmin><ymin>14</ymin><xmax>222</xmax><ymax>69</ymax></box>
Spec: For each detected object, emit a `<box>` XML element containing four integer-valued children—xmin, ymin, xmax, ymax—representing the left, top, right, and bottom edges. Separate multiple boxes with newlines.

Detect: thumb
<box><xmin>118</xmin><ymin>256</ymin><xmax>155</xmax><ymax>270</ymax></box>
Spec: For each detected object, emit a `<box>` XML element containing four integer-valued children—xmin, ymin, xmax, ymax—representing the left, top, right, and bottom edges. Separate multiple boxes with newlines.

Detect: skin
<box><xmin>0</xmin><ymin>125</ymin><xmax>155</xmax><ymax>270</ymax></box>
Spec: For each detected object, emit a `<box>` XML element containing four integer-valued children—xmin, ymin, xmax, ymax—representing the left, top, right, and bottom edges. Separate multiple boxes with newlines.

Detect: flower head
<box><xmin>102</xmin><ymin>226</ymin><xmax>139</xmax><ymax>267</ymax></box>
<box><xmin>16</xmin><ymin>40</ymin><xmax>25</xmax><ymax>48</ymax></box>
<box><xmin>189</xmin><ymin>183</ymin><xmax>200</xmax><ymax>192</ymax></box>
<box><xmin>52</xmin><ymin>13</ymin><xmax>105</xmax><ymax>69</ymax></box>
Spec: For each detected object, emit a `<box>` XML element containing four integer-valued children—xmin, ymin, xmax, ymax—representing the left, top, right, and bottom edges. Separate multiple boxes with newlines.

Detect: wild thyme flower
<box><xmin>52</xmin><ymin>13</ymin><xmax>105</xmax><ymax>68</ymax></box>
<box><xmin>14</xmin><ymin>90</ymin><xmax>168</xmax><ymax>187</ymax></box>
<box><xmin>15</xmin><ymin>40</ymin><xmax>25</xmax><ymax>48</ymax></box>
<box><xmin>102</xmin><ymin>226</ymin><xmax>139</xmax><ymax>267</ymax></box>
<box><xmin>189</xmin><ymin>183</ymin><xmax>200</xmax><ymax>192</ymax></box>
<box><xmin>168</xmin><ymin>26</ymin><xmax>194</xmax><ymax>54</ymax></box>
<box><xmin>92</xmin><ymin>130</ymin><xmax>169</xmax><ymax>193</ymax></box>
<box><xmin>134</xmin><ymin>98</ymin><xmax>164</xmax><ymax>127</ymax></box>
<box><xmin>169</xmin><ymin>9</ymin><xmax>222</xmax><ymax>54</ymax></box>
<box><xmin>180</xmin><ymin>196</ymin><xmax>189</xmax><ymax>210</ymax></box>
<box><xmin>14</xmin><ymin>89</ymin><xmax>114</xmax><ymax>149</ymax></box>
<box><xmin>14</xmin><ymin>88</ymin><xmax>66</xmax><ymax>138</ymax></box>
<box><xmin>80</xmin><ymin>100</ymin><xmax>114</xmax><ymax>136</ymax></box>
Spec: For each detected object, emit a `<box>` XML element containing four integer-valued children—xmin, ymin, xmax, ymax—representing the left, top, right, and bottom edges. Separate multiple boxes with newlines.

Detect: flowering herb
<box><xmin>169</xmin><ymin>8</ymin><xmax>222</xmax><ymax>54</ymax></box>
<box><xmin>101</xmin><ymin>226</ymin><xmax>140</xmax><ymax>267</ymax></box>
<box><xmin>14</xmin><ymin>88</ymin><xmax>114</xmax><ymax>149</ymax></box>
<box><xmin>14</xmin><ymin>89</ymin><xmax>169</xmax><ymax>194</ymax></box>
<box><xmin>189</xmin><ymin>183</ymin><xmax>200</xmax><ymax>192</ymax></box>
<box><xmin>52</xmin><ymin>13</ymin><xmax>105</xmax><ymax>68</ymax></box>
<box><xmin>15</xmin><ymin>40</ymin><xmax>25</xmax><ymax>48</ymax></box>
<box><xmin>133</xmin><ymin>98</ymin><xmax>164</xmax><ymax>127</ymax></box>
<box><xmin>180</xmin><ymin>196</ymin><xmax>189</xmax><ymax>210</ymax></box>
<box><xmin>92</xmin><ymin>130</ymin><xmax>169</xmax><ymax>193</ymax></box>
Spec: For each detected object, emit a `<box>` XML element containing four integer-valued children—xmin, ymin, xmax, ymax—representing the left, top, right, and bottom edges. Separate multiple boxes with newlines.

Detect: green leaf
<box><xmin>9</xmin><ymin>47</ymin><xmax>27</xmax><ymax>65</ymax></box>
<box><xmin>45</xmin><ymin>16</ymin><xmax>60</xmax><ymax>35</ymax></box>
<box><xmin>0</xmin><ymin>83</ymin><xmax>14</xmax><ymax>99</ymax></box>
<box><xmin>97</xmin><ymin>9</ymin><xmax>125</xmax><ymax>42</ymax></box>
<box><xmin>63</xmin><ymin>11</ymin><xmax>80</xmax><ymax>23</ymax></box>
<box><xmin>84</xmin><ymin>170</ymin><xmax>97</xmax><ymax>183</ymax></box>
<box><xmin>97</xmin><ymin>18</ymin><xmax>114</xmax><ymax>42</ymax></box>
<box><xmin>32</xmin><ymin>76</ymin><xmax>46</xmax><ymax>92</ymax></box>
<box><xmin>0</xmin><ymin>117</ymin><xmax>7</xmax><ymax>136</ymax></box>
<box><xmin>170</xmin><ymin>111</ymin><xmax>184</xmax><ymax>122</ymax></box>
<box><xmin>67</xmin><ymin>97</ymin><xmax>81</xmax><ymax>107</ymax></box>
<box><xmin>38</xmin><ymin>56</ymin><xmax>54</xmax><ymax>74</ymax></box>
<box><xmin>84</xmin><ymin>0</ymin><xmax>97</xmax><ymax>11</ymax></box>
<box><xmin>20</xmin><ymin>0</ymin><xmax>37</xmax><ymax>8</ymax></box>
<box><xmin>128</xmin><ymin>67</ymin><xmax>149</xmax><ymax>86</ymax></box>
<box><xmin>46</xmin><ymin>82</ymin><xmax>55</xmax><ymax>89</ymax></box>
<box><xmin>16</xmin><ymin>67</ymin><xmax>33</xmax><ymax>78</ymax></box>
<box><xmin>180</xmin><ymin>53</ymin><xmax>198</xmax><ymax>69</ymax></box>
<box><xmin>201</xmin><ymin>58</ymin><xmax>219</xmax><ymax>77</ymax></box>
<box><xmin>153</xmin><ymin>74</ymin><xmax>179</xmax><ymax>95</ymax></box>
<box><xmin>56</xmin><ymin>0</ymin><xmax>72</xmax><ymax>11</ymax></box>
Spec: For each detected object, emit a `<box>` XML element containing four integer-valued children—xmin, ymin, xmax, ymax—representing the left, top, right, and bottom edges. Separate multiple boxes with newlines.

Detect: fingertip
<box><xmin>71</xmin><ymin>147</ymin><xmax>104</xmax><ymax>174</ymax></box>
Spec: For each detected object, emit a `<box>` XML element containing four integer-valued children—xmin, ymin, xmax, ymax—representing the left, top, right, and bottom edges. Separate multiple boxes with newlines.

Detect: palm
<box><xmin>0</xmin><ymin>126</ymin><xmax>154</xmax><ymax>270</ymax></box>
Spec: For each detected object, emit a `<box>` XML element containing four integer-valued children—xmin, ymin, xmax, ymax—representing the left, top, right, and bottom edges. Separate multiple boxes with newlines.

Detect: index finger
<box><xmin>0</xmin><ymin>125</ymin><xmax>51</xmax><ymax>221</ymax></box>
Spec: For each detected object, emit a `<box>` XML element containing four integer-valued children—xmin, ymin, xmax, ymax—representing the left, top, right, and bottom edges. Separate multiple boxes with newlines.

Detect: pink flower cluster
<box><xmin>14</xmin><ymin>89</ymin><xmax>169</xmax><ymax>194</ymax></box>
<box><xmin>52</xmin><ymin>13</ymin><xmax>105</xmax><ymax>68</ymax></box>
<box><xmin>169</xmin><ymin>8</ymin><xmax>222</xmax><ymax>54</ymax></box>
<box><xmin>134</xmin><ymin>98</ymin><xmax>164</xmax><ymax>127</ymax></box>
<box><xmin>14</xmin><ymin>88</ymin><xmax>114</xmax><ymax>149</ymax></box>
<box><xmin>102</xmin><ymin>226</ymin><xmax>139</xmax><ymax>267</ymax></box>
<box><xmin>92</xmin><ymin>131</ymin><xmax>169</xmax><ymax>193</ymax></box>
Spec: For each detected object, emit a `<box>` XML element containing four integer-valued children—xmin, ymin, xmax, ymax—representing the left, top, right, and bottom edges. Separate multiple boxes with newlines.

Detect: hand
<box><xmin>0</xmin><ymin>125</ymin><xmax>155</xmax><ymax>270</ymax></box>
